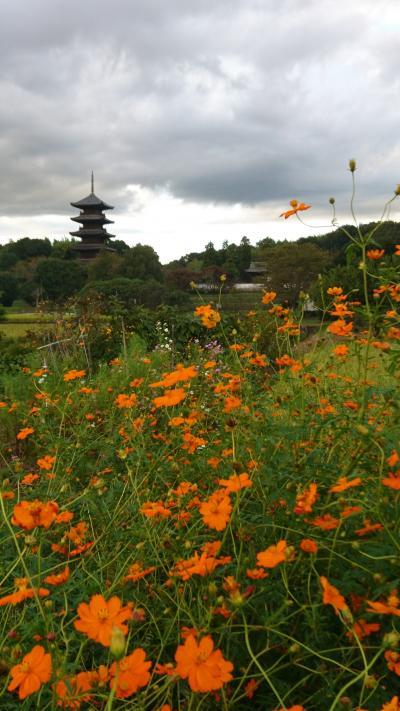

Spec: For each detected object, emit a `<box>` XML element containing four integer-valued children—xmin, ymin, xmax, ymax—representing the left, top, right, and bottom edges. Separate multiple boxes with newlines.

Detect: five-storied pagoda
<box><xmin>70</xmin><ymin>174</ymin><xmax>115</xmax><ymax>259</ymax></box>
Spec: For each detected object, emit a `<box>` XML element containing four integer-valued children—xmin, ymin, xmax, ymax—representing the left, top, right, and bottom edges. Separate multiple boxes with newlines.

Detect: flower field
<box><xmin>1</xmin><ymin>196</ymin><xmax>400</xmax><ymax>708</ymax></box>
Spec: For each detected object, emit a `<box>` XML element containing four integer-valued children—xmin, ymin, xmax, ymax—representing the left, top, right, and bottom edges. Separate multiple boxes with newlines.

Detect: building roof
<box><xmin>246</xmin><ymin>261</ymin><xmax>267</xmax><ymax>274</ymax></box>
<box><xmin>70</xmin><ymin>192</ymin><xmax>114</xmax><ymax>210</ymax></box>
<box><xmin>70</xmin><ymin>214</ymin><xmax>114</xmax><ymax>225</ymax></box>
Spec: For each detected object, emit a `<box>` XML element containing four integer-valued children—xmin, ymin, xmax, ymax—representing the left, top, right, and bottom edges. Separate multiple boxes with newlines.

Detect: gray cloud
<box><xmin>0</xmin><ymin>0</ymin><xmax>399</xmax><ymax>224</ymax></box>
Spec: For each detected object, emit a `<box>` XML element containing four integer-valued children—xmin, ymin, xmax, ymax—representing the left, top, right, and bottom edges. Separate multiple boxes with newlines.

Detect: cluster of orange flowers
<box><xmin>194</xmin><ymin>304</ymin><xmax>221</xmax><ymax>328</ymax></box>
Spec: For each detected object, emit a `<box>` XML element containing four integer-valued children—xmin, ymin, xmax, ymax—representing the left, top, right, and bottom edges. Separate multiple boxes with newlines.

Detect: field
<box><xmin>0</xmin><ymin>260</ymin><xmax>400</xmax><ymax>710</ymax></box>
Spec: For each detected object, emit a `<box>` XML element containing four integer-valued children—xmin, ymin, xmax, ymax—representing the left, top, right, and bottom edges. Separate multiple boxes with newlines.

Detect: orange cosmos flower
<box><xmin>174</xmin><ymin>635</ymin><xmax>233</xmax><ymax>692</ymax></box>
<box><xmin>12</xmin><ymin>500</ymin><xmax>59</xmax><ymax>530</ymax></box>
<box><xmin>355</xmin><ymin>519</ymin><xmax>383</xmax><ymax>536</ymax></box>
<box><xmin>320</xmin><ymin>576</ymin><xmax>348</xmax><ymax>613</ymax></box>
<box><xmin>256</xmin><ymin>540</ymin><xmax>288</xmax><ymax>568</ymax></box>
<box><xmin>333</xmin><ymin>344</ymin><xmax>349</xmax><ymax>357</ymax></box>
<box><xmin>385</xmin><ymin>650</ymin><xmax>400</xmax><ymax>676</ymax></box>
<box><xmin>55</xmin><ymin>671</ymin><xmax>96</xmax><ymax>708</ymax></box>
<box><xmin>199</xmin><ymin>491</ymin><xmax>232</xmax><ymax>531</ymax></box>
<box><xmin>150</xmin><ymin>365</ymin><xmax>198</xmax><ymax>388</ymax></box>
<box><xmin>16</xmin><ymin>427</ymin><xmax>35</xmax><ymax>441</ymax></box>
<box><xmin>340</xmin><ymin>505</ymin><xmax>362</xmax><ymax>518</ymax></box>
<box><xmin>21</xmin><ymin>473</ymin><xmax>40</xmax><ymax>485</ymax></box>
<box><xmin>74</xmin><ymin>594</ymin><xmax>133</xmax><ymax>647</ymax></box>
<box><xmin>170</xmin><ymin>550</ymin><xmax>231</xmax><ymax>581</ymax></box>
<box><xmin>275</xmin><ymin>354</ymin><xmax>296</xmax><ymax>367</ymax></box>
<box><xmin>223</xmin><ymin>395</ymin><xmax>242</xmax><ymax>413</ymax></box>
<box><xmin>109</xmin><ymin>648</ymin><xmax>152</xmax><ymax>698</ymax></box>
<box><xmin>194</xmin><ymin>304</ymin><xmax>221</xmax><ymax>328</ymax></box>
<box><xmin>173</xmin><ymin>481</ymin><xmax>198</xmax><ymax>496</ymax></box>
<box><xmin>56</xmin><ymin>511</ymin><xmax>74</xmax><ymax>524</ymax></box>
<box><xmin>0</xmin><ymin>577</ymin><xmax>49</xmax><ymax>607</ymax></box>
<box><xmin>366</xmin><ymin>593</ymin><xmax>400</xmax><ymax>617</ymax></box>
<box><xmin>37</xmin><ymin>455</ymin><xmax>56</xmax><ymax>471</ymax></box>
<box><xmin>387</xmin><ymin>451</ymin><xmax>400</xmax><ymax>468</ymax></box>
<box><xmin>207</xmin><ymin>457</ymin><xmax>221</xmax><ymax>469</ymax></box>
<box><xmin>277</xmin><ymin>706</ymin><xmax>305</xmax><ymax>711</ymax></box>
<box><xmin>309</xmin><ymin>514</ymin><xmax>340</xmax><ymax>530</ymax></box>
<box><xmin>181</xmin><ymin>431</ymin><xmax>206</xmax><ymax>453</ymax></box>
<box><xmin>327</xmin><ymin>286</ymin><xmax>343</xmax><ymax>296</ymax></box>
<box><xmin>294</xmin><ymin>483</ymin><xmax>318</xmax><ymax>514</ymax></box>
<box><xmin>262</xmin><ymin>291</ymin><xmax>277</xmax><ymax>304</ymax></box>
<box><xmin>8</xmin><ymin>645</ymin><xmax>52</xmax><ymax>700</ymax></box>
<box><xmin>327</xmin><ymin>319</ymin><xmax>353</xmax><ymax>337</ymax></box>
<box><xmin>381</xmin><ymin>697</ymin><xmax>400</xmax><ymax>710</ymax></box>
<box><xmin>346</xmin><ymin>618</ymin><xmax>380</xmax><ymax>641</ymax></box>
<box><xmin>153</xmin><ymin>387</ymin><xmax>186</xmax><ymax>408</ymax></box>
<box><xmin>280</xmin><ymin>199</ymin><xmax>311</xmax><ymax>219</ymax></box>
<box><xmin>382</xmin><ymin>472</ymin><xmax>400</xmax><ymax>489</ymax></box>
<box><xmin>124</xmin><ymin>563</ymin><xmax>156</xmax><ymax>582</ymax></box>
<box><xmin>246</xmin><ymin>568</ymin><xmax>268</xmax><ymax>579</ymax></box>
<box><xmin>218</xmin><ymin>472</ymin><xmax>252</xmax><ymax>492</ymax></box>
<box><xmin>44</xmin><ymin>566</ymin><xmax>70</xmax><ymax>586</ymax></box>
<box><xmin>115</xmin><ymin>393</ymin><xmax>137</xmax><ymax>408</ymax></box>
<box><xmin>63</xmin><ymin>369</ymin><xmax>86</xmax><ymax>382</ymax></box>
<box><xmin>250</xmin><ymin>353</ymin><xmax>268</xmax><ymax>366</ymax></box>
<box><xmin>300</xmin><ymin>538</ymin><xmax>318</xmax><ymax>554</ymax></box>
<box><xmin>129</xmin><ymin>377</ymin><xmax>144</xmax><ymax>388</ymax></box>
<box><xmin>366</xmin><ymin>249</ymin><xmax>385</xmax><ymax>260</ymax></box>
<box><xmin>329</xmin><ymin>476</ymin><xmax>362</xmax><ymax>493</ymax></box>
<box><xmin>140</xmin><ymin>501</ymin><xmax>171</xmax><ymax>518</ymax></box>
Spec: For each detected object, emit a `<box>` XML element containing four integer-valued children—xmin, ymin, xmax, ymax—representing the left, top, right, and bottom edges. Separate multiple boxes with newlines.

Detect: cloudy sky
<box><xmin>1</xmin><ymin>0</ymin><xmax>400</xmax><ymax>262</ymax></box>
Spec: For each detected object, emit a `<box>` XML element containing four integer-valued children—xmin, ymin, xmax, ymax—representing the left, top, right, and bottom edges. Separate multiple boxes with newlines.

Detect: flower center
<box><xmin>196</xmin><ymin>651</ymin><xmax>210</xmax><ymax>663</ymax></box>
<box><xmin>97</xmin><ymin>607</ymin><xmax>109</xmax><ymax>621</ymax></box>
<box><xmin>20</xmin><ymin>662</ymin><xmax>30</xmax><ymax>673</ymax></box>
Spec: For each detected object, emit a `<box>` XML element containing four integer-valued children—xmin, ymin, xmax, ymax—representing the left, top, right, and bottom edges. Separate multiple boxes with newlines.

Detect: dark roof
<box><xmin>70</xmin><ymin>192</ymin><xmax>114</xmax><ymax>210</ymax></box>
<box><xmin>70</xmin><ymin>228</ymin><xmax>115</xmax><ymax>239</ymax></box>
<box><xmin>70</xmin><ymin>214</ymin><xmax>114</xmax><ymax>225</ymax></box>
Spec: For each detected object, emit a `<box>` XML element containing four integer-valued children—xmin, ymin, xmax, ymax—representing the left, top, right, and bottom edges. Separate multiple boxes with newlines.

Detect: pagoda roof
<box><xmin>71</xmin><ymin>192</ymin><xmax>114</xmax><ymax>210</ymax></box>
<box><xmin>70</xmin><ymin>214</ymin><xmax>114</xmax><ymax>225</ymax></box>
<box><xmin>70</xmin><ymin>229</ymin><xmax>115</xmax><ymax>239</ymax></box>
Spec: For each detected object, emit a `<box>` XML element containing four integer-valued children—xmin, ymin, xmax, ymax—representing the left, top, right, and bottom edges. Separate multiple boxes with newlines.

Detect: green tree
<box><xmin>86</xmin><ymin>251</ymin><xmax>123</xmax><ymax>282</ymax></box>
<box><xmin>260</xmin><ymin>242</ymin><xmax>332</xmax><ymax>305</ymax></box>
<box><xmin>0</xmin><ymin>273</ymin><xmax>19</xmax><ymax>306</ymax></box>
<box><xmin>35</xmin><ymin>258</ymin><xmax>86</xmax><ymax>301</ymax></box>
<box><xmin>119</xmin><ymin>244</ymin><xmax>163</xmax><ymax>281</ymax></box>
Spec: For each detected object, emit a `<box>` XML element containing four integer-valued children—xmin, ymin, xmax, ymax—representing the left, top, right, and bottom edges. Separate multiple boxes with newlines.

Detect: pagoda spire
<box><xmin>91</xmin><ymin>171</ymin><xmax>94</xmax><ymax>194</ymax></box>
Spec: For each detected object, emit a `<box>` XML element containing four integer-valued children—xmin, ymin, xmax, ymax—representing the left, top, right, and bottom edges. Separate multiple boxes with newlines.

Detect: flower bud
<box><xmin>349</xmin><ymin>159</ymin><xmax>356</xmax><ymax>172</ymax></box>
<box><xmin>395</xmin><ymin>184</ymin><xmax>400</xmax><ymax>196</ymax></box>
<box><xmin>24</xmin><ymin>535</ymin><xmax>37</xmax><ymax>546</ymax></box>
<box><xmin>230</xmin><ymin>591</ymin><xmax>245</xmax><ymax>607</ymax></box>
<box><xmin>383</xmin><ymin>631</ymin><xmax>400</xmax><ymax>649</ymax></box>
<box><xmin>364</xmin><ymin>675</ymin><xmax>378</xmax><ymax>689</ymax></box>
<box><xmin>329</xmin><ymin>197</ymin><xmax>336</xmax><ymax>205</ymax></box>
<box><xmin>208</xmin><ymin>582</ymin><xmax>218</xmax><ymax>596</ymax></box>
<box><xmin>110</xmin><ymin>626</ymin><xmax>126</xmax><ymax>659</ymax></box>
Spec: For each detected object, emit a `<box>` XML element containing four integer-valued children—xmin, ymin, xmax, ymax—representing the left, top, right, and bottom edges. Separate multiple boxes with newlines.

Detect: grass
<box><xmin>0</xmin><ymin>322</ymin><xmax>52</xmax><ymax>337</ymax></box>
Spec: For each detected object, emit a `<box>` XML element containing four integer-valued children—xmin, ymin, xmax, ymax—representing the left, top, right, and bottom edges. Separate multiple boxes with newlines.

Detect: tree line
<box><xmin>1</xmin><ymin>221</ymin><xmax>400</xmax><ymax>309</ymax></box>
